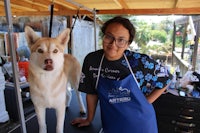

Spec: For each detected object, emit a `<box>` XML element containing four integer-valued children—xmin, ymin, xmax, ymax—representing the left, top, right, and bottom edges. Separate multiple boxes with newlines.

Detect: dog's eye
<box><xmin>38</xmin><ymin>49</ymin><xmax>43</xmax><ymax>53</ymax></box>
<box><xmin>53</xmin><ymin>49</ymin><xmax>58</xmax><ymax>53</ymax></box>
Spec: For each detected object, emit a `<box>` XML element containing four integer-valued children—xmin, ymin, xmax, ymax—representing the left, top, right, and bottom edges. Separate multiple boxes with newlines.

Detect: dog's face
<box><xmin>25</xmin><ymin>26</ymin><xmax>70</xmax><ymax>72</ymax></box>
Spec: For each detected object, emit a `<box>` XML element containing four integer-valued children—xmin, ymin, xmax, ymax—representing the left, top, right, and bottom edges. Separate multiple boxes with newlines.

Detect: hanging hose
<box><xmin>49</xmin><ymin>1</ymin><xmax>54</xmax><ymax>37</ymax></box>
<box><xmin>68</xmin><ymin>8</ymin><xmax>80</xmax><ymax>54</ymax></box>
<box><xmin>70</xmin><ymin>8</ymin><xmax>80</xmax><ymax>36</ymax></box>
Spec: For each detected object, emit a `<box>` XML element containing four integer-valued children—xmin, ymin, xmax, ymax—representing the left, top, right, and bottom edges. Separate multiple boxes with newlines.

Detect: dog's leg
<box><xmin>69</xmin><ymin>77</ymin><xmax>86</xmax><ymax>115</ymax></box>
<box><xmin>75</xmin><ymin>90</ymin><xmax>86</xmax><ymax>115</ymax></box>
<box><xmin>69</xmin><ymin>73</ymin><xmax>86</xmax><ymax>114</ymax></box>
<box><xmin>55</xmin><ymin>104</ymin><xmax>66</xmax><ymax>133</ymax></box>
<box><xmin>66</xmin><ymin>86</ymin><xmax>72</xmax><ymax>108</ymax></box>
<box><xmin>35</xmin><ymin>106</ymin><xmax>47</xmax><ymax>133</ymax></box>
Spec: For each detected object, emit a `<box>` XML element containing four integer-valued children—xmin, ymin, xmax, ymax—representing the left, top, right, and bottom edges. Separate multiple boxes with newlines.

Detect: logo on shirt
<box><xmin>80</xmin><ymin>72</ymin><xmax>85</xmax><ymax>83</ymax></box>
<box><xmin>108</xmin><ymin>86</ymin><xmax>131</xmax><ymax>104</ymax></box>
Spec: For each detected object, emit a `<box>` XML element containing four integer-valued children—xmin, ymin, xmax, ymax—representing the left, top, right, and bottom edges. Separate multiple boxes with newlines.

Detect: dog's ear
<box><xmin>57</xmin><ymin>28</ymin><xmax>70</xmax><ymax>46</ymax></box>
<box><xmin>25</xmin><ymin>26</ymin><xmax>40</xmax><ymax>47</ymax></box>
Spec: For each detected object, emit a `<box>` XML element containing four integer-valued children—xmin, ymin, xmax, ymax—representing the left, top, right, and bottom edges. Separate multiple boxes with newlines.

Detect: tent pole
<box><xmin>93</xmin><ymin>8</ymin><xmax>97</xmax><ymax>50</ymax></box>
<box><xmin>4</xmin><ymin>0</ymin><xmax>27</xmax><ymax>132</ymax></box>
<box><xmin>65</xmin><ymin>0</ymin><xmax>94</xmax><ymax>13</ymax></box>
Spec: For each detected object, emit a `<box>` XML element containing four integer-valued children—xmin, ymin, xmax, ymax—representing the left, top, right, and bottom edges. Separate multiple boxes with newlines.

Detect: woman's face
<box><xmin>103</xmin><ymin>23</ymin><xmax>130</xmax><ymax>61</ymax></box>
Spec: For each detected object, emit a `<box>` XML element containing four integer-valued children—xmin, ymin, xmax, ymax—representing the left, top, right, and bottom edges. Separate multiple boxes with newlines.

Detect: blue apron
<box><xmin>96</xmin><ymin>54</ymin><xmax>158</xmax><ymax>133</ymax></box>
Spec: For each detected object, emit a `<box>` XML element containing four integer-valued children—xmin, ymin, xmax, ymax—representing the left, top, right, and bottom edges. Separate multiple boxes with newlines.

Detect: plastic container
<box><xmin>169</xmin><ymin>73</ymin><xmax>176</xmax><ymax>90</ymax></box>
<box><xmin>18</xmin><ymin>61</ymin><xmax>29</xmax><ymax>80</ymax></box>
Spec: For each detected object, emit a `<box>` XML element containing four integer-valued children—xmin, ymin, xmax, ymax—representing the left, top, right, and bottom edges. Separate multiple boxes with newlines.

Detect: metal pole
<box><xmin>3</xmin><ymin>0</ymin><xmax>27</xmax><ymax>132</ymax></box>
<box><xmin>93</xmin><ymin>8</ymin><xmax>97</xmax><ymax>50</ymax></box>
<box><xmin>65</xmin><ymin>0</ymin><xmax>95</xmax><ymax>13</ymax></box>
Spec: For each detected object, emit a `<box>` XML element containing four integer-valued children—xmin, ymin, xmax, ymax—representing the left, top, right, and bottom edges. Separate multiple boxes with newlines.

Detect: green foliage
<box><xmin>160</xmin><ymin>18</ymin><xmax>173</xmax><ymax>34</ymax></box>
<box><xmin>151</xmin><ymin>30</ymin><xmax>167</xmax><ymax>43</ymax></box>
<box><xmin>147</xmin><ymin>42</ymin><xmax>172</xmax><ymax>54</ymax></box>
<box><xmin>134</xmin><ymin>20</ymin><xmax>151</xmax><ymax>47</ymax></box>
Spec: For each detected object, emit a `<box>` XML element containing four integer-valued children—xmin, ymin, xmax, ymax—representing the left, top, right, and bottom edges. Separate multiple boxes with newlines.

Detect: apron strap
<box><xmin>95</xmin><ymin>53</ymin><xmax>140</xmax><ymax>89</ymax></box>
<box><xmin>95</xmin><ymin>54</ymin><xmax>105</xmax><ymax>89</ymax></box>
<box><xmin>124</xmin><ymin>54</ymin><xmax>140</xmax><ymax>89</ymax></box>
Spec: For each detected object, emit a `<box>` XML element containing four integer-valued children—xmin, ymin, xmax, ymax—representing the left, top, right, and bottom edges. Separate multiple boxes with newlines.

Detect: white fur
<box><xmin>25</xmin><ymin>26</ymin><xmax>86</xmax><ymax>133</ymax></box>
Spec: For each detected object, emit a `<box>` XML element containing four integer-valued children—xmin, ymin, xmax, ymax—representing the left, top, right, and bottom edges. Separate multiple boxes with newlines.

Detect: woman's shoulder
<box><xmin>83</xmin><ymin>49</ymin><xmax>103</xmax><ymax>64</ymax></box>
<box><xmin>85</xmin><ymin>49</ymin><xmax>103</xmax><ymax>59</ymax></box>
<box><xmin>125</xmin><ymin>50</ymin><xmax>151</xmax><ymax>59</ymax></box>
<box><xmin>87</xmin><ymin>49</ymin><xmax>103</xmax><ymax>56</ymax></box>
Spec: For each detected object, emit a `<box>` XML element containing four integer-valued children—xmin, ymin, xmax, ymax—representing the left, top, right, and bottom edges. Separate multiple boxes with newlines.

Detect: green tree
<box><xmin>160</xmin><ymin>18</ymin><xmax>173</xmax><ymax>34</ymax></box>
<box><xmin>134</xmin><ymin>21</ymin><xmax>151</xmax><ymax>47</ymax></box>
<box><xmin>151</xmin><ymin>30</ymin><xmax>167</xmax><ymax>43</ymax></box>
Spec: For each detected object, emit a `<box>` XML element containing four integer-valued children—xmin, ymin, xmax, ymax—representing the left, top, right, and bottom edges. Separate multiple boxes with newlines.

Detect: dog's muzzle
<box><xmin>44</xmin><ymin>59</ymin><xmax>53</xmax><ymax>71</ymax></box>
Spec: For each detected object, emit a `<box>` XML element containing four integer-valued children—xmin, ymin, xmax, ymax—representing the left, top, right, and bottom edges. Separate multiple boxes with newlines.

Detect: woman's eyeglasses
<box><xmin>103</xmin><ymin>34</ymin><xmax>129</xmax><ymax>48</ymax></box>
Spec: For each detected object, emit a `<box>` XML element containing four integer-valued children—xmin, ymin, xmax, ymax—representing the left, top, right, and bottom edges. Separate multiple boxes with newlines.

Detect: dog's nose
<box><xmin>44</xmin><ymin>59</ymin><xmax>53</xmax><ymax>65</ymax></box>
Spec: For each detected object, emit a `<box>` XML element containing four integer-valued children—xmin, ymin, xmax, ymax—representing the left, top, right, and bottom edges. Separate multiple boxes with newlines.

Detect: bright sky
<box><xmin>135</xmin><ymin>15</ymin><xmax>183</xmax><ymax>23</ymax></box>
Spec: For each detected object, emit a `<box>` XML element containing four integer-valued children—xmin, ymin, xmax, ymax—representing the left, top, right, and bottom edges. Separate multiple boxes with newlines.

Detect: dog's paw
<box><xmin>80</xmin><ymin>111</ymin><xmax>86</xmax><ymax>117</ymax></box>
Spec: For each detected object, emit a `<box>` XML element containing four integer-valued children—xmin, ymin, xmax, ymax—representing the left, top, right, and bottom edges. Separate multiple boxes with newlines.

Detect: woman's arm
<box><xmin>71</xmin><ymin>93</ymin><xmax>98</xmax><ymax>127</ymax></box>
<box><xmin>86</xmin><ymin>94</ymin><xmax>99</xmax><ymax>122</ymax></box>
<box><xmin>146</xmin><ymin>86</ymin><xmax>168</xmax><ymax>104</ymax></box>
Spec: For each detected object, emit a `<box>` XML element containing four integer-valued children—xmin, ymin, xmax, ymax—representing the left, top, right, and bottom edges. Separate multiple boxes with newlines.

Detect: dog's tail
<box><xmin>64</xmin><ymin>54</ymin><xmax>81</xmax><ymax>89</ymax></box>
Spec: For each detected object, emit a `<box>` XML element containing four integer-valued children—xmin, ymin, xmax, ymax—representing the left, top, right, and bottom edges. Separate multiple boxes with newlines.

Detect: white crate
<box><xmin>0</xmin><ymin>66</ymin><xmax>9</xmax><ymax>123</ymax></box>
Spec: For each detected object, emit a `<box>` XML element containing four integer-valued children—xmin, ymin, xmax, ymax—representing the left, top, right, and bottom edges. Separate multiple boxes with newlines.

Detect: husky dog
<box><xmin>25</xmin><ymin>26</ymin><xmax>86</xmax><ymax>133</ymax></box>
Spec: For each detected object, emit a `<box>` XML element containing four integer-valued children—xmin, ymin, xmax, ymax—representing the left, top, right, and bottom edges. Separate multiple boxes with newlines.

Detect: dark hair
<box><xmin>101</xmin><ymin>16</ymin><xmax>136</xmax><ymax>44</ymax></box>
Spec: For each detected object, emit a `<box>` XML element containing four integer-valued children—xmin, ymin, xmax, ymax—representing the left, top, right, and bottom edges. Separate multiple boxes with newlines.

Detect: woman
<box><xmin>71</xmin><ymin>16</ymin><xmax>172</xmax><ymax>133</ymax></box>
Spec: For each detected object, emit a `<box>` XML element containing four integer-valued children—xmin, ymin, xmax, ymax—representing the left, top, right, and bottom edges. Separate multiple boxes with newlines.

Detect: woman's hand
<box><xmin>71</xmin><ymin>94</ymin><xmax>98</xmax><ymax>127</ymax></box>
<box><xmin>71</xmin><ymin>117</ymin><xmax>91</xmax><ymax>127</ymax></box>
